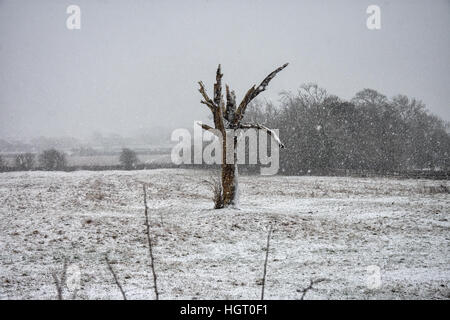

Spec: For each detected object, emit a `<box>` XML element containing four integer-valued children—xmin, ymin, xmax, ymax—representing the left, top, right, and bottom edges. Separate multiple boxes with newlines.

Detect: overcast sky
<box><xmin>0</xmin><ymin>0</ymin><xmax>449</xmax><ymax>140</ymax></box>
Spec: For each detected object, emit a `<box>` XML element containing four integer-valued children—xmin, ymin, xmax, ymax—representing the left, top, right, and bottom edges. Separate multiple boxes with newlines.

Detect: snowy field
<box><xmin>0</xmin><ymin>169</ymin><xmax>449</xmax><ymax>300</ymax></box>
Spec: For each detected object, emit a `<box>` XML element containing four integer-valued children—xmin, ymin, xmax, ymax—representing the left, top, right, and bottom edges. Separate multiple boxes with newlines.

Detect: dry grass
<box><xmin>204</xmin><ymin>174</ymin><xmax>224</xmax><ymax>209</ymax></box>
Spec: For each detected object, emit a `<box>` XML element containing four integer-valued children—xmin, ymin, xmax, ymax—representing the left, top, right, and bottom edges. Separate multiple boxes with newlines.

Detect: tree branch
<box><xmin>213</xmin><ymin>64</ymin><xmax>223</xmax><ymax>107</ymax></box>
<box><xmin>239</xmin><ymin>123</ymin><xmax>285</xmax><ymax>149</ymax></box>
<box><xmin>254</xmin><ymin>63</ymin><xmax>289</xmax><ymax>98</ymax></box>
<box><xmin>198</xmin><ymin>66</ymin><xmax>226</xmax><ymax>134</ymax></box>
<box><xmin>225</xmin><ymin>84</ymin><xmax>237</xmax><ymax>123</ymax></box>
<box><xmin>234</xmin><ymin>63</ymin><xmax>288</xmax><ymax>125</ymax></box>
<box><xmin>200</xmin><ymin>99</ymin><xmax>215</xmax><ymax>111</ymax></box>
<box><xmin>198</xmin><ymin>123</ymin><xmax>220</xmax><ymax>137</ymax></box>
<box><xmin>234</xmin><ymin>86</ymin><xmax>256</xmax><ymax>125</ymax></box>
<box><xmin>198</xmin><ymin>81</ymin><xmax>215</xmax><ymax>111</ymax></box>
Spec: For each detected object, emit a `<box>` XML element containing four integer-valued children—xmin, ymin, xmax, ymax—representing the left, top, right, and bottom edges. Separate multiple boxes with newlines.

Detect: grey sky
<box><xmin>1</xmin><ymin>0</ymin><xmax>449</xmax><ymax>140</ymax></box>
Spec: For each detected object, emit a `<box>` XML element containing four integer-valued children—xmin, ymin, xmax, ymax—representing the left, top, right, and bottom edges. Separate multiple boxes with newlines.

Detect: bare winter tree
<box><xmin>119</xmin><ymin>148</ymin><xmax>138</xmax><ymax>170</ymax></box>
<box><xmin>15</xmin><ymin>153</ymin><xmax>35</xmax><ymax>171</ymax></box>
<box><xmin>198</xmin><ymin>64</ymin><xmax>288</xmax><ymax>208</ymax></box>
<box><xmin>39</xmin><ymin>149</ymin><xmax>67</xmax><ymax>171</ymax></box>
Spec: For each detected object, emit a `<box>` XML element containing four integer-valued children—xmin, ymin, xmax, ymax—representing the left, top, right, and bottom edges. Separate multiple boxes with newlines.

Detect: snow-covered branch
<box><xmin>234</xmin><ymin>63</ymin><xmax>289</xmax><ymax>125</ymax></box>
<box><xmin>239</xmin><ymin>123</ymin><xmax>285</xmax><ymax>149</ymax></box>
<box><xmin>198</xmin><ymin>123</ymin><xmax>220</xmax><ymax>137</ymax></box>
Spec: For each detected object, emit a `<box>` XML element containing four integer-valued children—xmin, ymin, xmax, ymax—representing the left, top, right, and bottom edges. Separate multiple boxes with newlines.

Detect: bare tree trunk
<box><xmin>221</xmin><ymin>163</ymin><xmax>236</xmax><ymax>206</ymax></box>
<box><xmin>222</xmin><ymin>137</ymin><xmax>238</xmax><ymax>207</ymax></box>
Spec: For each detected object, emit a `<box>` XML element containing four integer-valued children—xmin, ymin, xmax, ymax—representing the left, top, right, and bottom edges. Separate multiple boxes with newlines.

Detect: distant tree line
<box><xmin>0</xmin><ymin>149</ymin><xmax>68</xmax><ymax>172</ymax></box>
<box><xmin>1</xmin><ymin>85</ymin><xmax>448</xmax><ymax>176</ymax></box>
<box><xmin>15</xmin><ymin>153</ymin><xmax>35</xmax><ymax>170</ymax></box>
<box><xmin>0</xmin><ymin>148</ymin><xmax>140</xmax><ymax>172</ymax></box>
<box><xmin>38</xmin><ymin>149</ymin><xmax>67</xmax><ymax>170</ymax></box>
<box><xmin>244</xmin><ymin>84</ymin><xmax>450</xmax><ymax>174</ymax></box>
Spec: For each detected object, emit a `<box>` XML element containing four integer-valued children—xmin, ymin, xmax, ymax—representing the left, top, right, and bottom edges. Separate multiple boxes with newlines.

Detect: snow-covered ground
<box><xmin>0</xmin><ymin>169</ymin><xmax>448</xmax><ymax>299</ymax></box>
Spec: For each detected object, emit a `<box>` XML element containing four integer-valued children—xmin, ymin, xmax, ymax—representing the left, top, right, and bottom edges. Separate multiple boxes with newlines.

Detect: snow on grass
<box><xmin>0</xmin><ymin>169</ymin><xmax>448</xmax><ymax>299</ymax></box>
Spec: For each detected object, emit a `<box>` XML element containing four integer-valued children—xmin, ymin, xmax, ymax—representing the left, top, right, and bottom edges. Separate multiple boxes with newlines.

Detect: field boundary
<box><xmin>1</xmin><ymin>163</ymin><xmax>449</xmax><ymax>180</ymax></box>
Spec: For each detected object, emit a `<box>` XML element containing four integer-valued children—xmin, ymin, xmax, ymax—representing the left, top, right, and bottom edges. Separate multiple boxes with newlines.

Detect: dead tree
<box><xmin>198</xmin><ymin>63</ymin><xmax>288</xmax><ymax>208</ymax></box>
